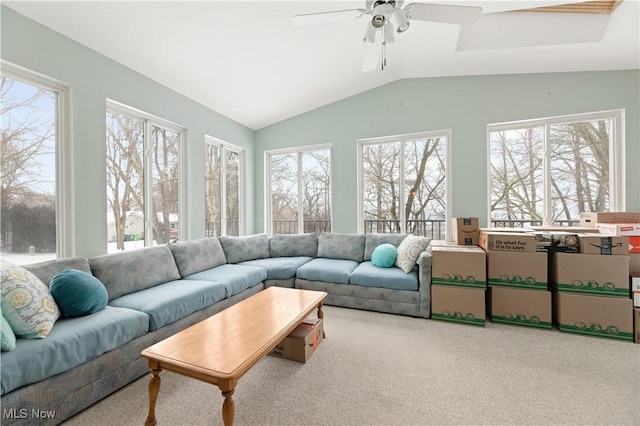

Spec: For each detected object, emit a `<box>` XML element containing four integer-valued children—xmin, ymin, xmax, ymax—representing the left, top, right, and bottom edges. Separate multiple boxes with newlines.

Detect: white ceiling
<box><xmin>5</xmin><ymin>0</ymin><xmax>639</xmax><ymax>130</ymax></box>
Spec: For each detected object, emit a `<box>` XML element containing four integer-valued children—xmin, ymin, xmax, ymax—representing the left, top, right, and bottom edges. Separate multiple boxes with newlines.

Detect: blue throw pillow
<box><xmin>50</xmin><ymin>269</ymin><xmax>108</xmax><ymax>317</ymax></box>
<box><xmin>371</xmin><ymin>243</ymin><xmax>398</xmax><ymax>268</ymax></box>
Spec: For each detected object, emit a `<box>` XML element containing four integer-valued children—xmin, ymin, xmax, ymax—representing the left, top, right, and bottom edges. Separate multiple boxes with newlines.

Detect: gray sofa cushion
<box><xmin>219</xmin><ymin>234</ymin><xmax>270</xmax><ymax>264</ymax></box>
<box><xmin>90</xmin><ymin>246</ymin><xmax>181</xmax><ymax>301</ymax></box>
<box><xmin>364</xmin><ymin>234</ymin><xmax>408</xmax><ymax>261</ymax></box>
<box><xmin>109</xmin><ymin>280</ymin><xmax>227</xmax><ymax>331</ymax></box>
<box><xmin>0</xmin><ymin>306</ymin><xmax>148</xmax><ymax>395</ymax></box>
<box><xmin>168</xmin><ymin>237</ymin><xmax>227</xmax><ymax>277</ymax></box>
<box><xmin>296</xmin><ymin>258</ymin><xmax>360</xmax><ymax>284</ymax></box>
<box><xmin>349</xmin><ymin>261</ymin><xmax>418</xmax><ymax>291</ymax></box>
<box><xmin>317</xmin><ymin>233</ymin><xmax>365</xmax><ymax>262</ymax></box>
<box><xmin>269</xmin><ymin>233</ymin><xmax>318</xmax><ymax>257</ymax></box>
<box><xmin>184</xmin><ymin>264</ymin><xmax>267</xmax><ymax>298</ymax></box>
<box><xmin>25</xmin><ymin>256</ymin><xmax>91</xmax><ymax>285</ymax></box>
<box><xmin>239</xmin><ymin>257</ymin><xmax>313</xmax><ymax>280</ymax></box>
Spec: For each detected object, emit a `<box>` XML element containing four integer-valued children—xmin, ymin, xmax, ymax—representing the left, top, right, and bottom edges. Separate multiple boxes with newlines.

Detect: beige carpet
<box><xmin>62</xmin><ymin>306</ymin><xmax>640</xmax><ymax>425</ymax></box>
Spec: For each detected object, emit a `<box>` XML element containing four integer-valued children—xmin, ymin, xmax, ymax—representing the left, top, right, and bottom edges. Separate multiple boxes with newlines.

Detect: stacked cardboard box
<box><xmin>551</xmin><ymin>246</ymin><xmax>633</xmax><ymax>342</ymax></box>
<box><xmin>430</xmin><ymin>245</ymin><xmax>486</xmax><ymax>326</ymax></box>
<box><xmin>452</xmin><ymin>217</ymin><xmax>479</xmax><ymax>245</ymax></box>
<box><xmin>481</xmin><ymin>229</ymin><xmax>552</xmax><ymax>329</ymax></box>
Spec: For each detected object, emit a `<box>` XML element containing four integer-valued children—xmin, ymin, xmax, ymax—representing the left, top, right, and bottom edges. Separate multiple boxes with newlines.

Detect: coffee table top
<box><xmin>142</xmin><ymin>287</ymin><xmax>327</xmax><ymax>383</ymax></box>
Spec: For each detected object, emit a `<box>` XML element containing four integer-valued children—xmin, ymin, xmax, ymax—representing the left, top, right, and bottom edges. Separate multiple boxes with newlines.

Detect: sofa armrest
<box><xmin>417</xmin><ymin>250</ymin><xmax>432</xmax><ymax>318</ymax></box>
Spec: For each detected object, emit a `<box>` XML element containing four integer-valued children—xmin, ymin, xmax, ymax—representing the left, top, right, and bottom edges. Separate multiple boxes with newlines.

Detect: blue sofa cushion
<box><xmin>109</xmin><ymin>279</ymin><xmax>227</xmax><ymax>331</ymax></box>
<box><xmin>239</xmin><ymin>257</ymin><xmax>313</xmax><ymax>280</ymax></box>
<box><xmin>364</xmin><ymin>233</ymin><xmax>408</xmax><ymax>261</ymax></box>
<box><xmin>269</xmin><ymin>233</ymin><xmax>318</xmax><ymax>257</ymax></box>
<box><xmin>168</xmin><ymin>237</ymin><xmax>227</xmax><ymax>277</ymax></box>
<box><xmin>50</xmin><ymin>269</ymin><xmax>109</xmax><ymax>317</ymax></box>
<box><xmin>350</xmin><ymin>261</ymin><xmax>419</xmax><ymax>291</ymax></box>
<box><xmin>296</xmin><ymin>258</ymin><xmax>360</xmax><ymax>284</ymax></box>
<box><xmin>219</xmin><ymin>234</ymin><xmax>270</xmax><ymax>264</ymax></box>
<box><xmin>317</xmin><ymin>233</ymin><xmax>365</xmax><ymax>262</ymax></box>
<box><xmin>0</xmin><ymin>306</ymin><xmax>148</xmax><ymax>395</ymax></box>
<box><xmin>184</xmin><ymin>264</ymin><xmax>267</xmax><ymax>298</ymax></box>
<box><xmin>90</xmin><ymin>245</ymin><xmax>181</xmax><ymax>301</ymax></box>
<box><xmin>1</xmin><ymin>314</ymin><xmax>16</xmax><ymax>352</ymax></box>
<box><xmin>371</xmin><ymin>244</ymin><xmax>398</xmax><ymax>268</ymax></box>
<box><xmin>25</xmin><ymin>256</ymin><xmax>92</xmax><ymax>286</ymax></box>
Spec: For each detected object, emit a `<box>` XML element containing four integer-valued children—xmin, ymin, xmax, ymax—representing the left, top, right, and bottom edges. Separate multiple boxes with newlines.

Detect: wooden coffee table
<box><xmin>141</xmin><ymin>286</ymin><xmax>327</xmax><ymax>426</ymax></box>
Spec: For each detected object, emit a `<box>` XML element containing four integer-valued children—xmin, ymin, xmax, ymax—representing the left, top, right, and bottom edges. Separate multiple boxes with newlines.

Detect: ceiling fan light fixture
<box><xmin>372</xmin><ymin>14</ymin><xmax>385</xmax><ymax>28</ymax></box>
<box><xmin>391</xmin><ymin>9</ymin><xmax>410</xmax><ymax>32</ymax></box>
<box><xmin>363</xmin><ymin>22</ymin><xmax>377</xmax><ymax>43</ymax></box>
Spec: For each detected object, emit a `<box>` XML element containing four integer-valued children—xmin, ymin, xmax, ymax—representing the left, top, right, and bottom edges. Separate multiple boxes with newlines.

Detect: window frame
<box><xmin>1</xmin><ymin>60</ymin><xmax>74</xmax><ymax>258</ymax></box>
<box><xmin>486</xmin><ymin>109</ymin><xmax>625</xmax><ymax>226</ymax></box>
<box><xmin>106</xmin><ymin>99</ymin><xmax>187</xmax><ymax>248</ymax></box>
<box><xmin>356</xmin><ymin>130</ymin><xmax>452</xmax><ymax>238</ymax></box>
<box><xmin>204</xmin><ymin>135</ymin><xmax>246</xmax><ymax>237</ymax></box>
<box><xmin>264</xmin><ymin>143</ymin><xmax>333</xmax><ymax>236</ymax></box>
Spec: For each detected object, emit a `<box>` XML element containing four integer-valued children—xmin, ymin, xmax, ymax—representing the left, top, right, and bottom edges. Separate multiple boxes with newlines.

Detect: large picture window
<box><xmin>106</xmin><ymin>101</ymin><xmax>184</xmax><ymax>252</ymax></box>
<box><xmin>488</xmin><ymin>110</ymin><xmax>624</xmax><ymax>227</ymax></box>
<box><xmin>265</xmin><ymin>145</ymin><xmax>332</xmax><ymax>235</ymax></box>
<box><xmin>205</xmin><ymin>136</ymin><xmax>244</xmax><ymax>237</ymax></box>
<box><xmin>1</xmin><ymin>64</ymin><xmax>70</xmax><ymax>264</ymax></box>
<box><xmin>358</xmin><ymin>132</ymin><xmax>449</xmax><ymax>239</ymax></box>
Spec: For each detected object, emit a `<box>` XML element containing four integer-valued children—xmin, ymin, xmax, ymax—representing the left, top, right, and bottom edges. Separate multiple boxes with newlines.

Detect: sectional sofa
<box><xmin>0</xmin><ymin>232</ymin><xmax>432</xmax><ymax>425</ymax></box>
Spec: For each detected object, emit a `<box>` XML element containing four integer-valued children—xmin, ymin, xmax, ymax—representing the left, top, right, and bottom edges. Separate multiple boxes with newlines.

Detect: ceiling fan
<box><xmin>293</xmin><ymin>0</ymin><xmax>483</xmax><ymax>72</ymax></box>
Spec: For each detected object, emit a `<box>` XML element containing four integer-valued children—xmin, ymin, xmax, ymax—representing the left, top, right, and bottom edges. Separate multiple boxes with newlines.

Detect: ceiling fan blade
<box><xmin>362</xmin><ymin>40</ymin><xmax>381</xmax><ymax>72</ymax></box>
<box><xmin>293</xmin><ymin>9</ymin><xmax>367</xmax><ymax>26</ymax></box>
<box><xmin>404</xmin><ymin>3</ymin><xmax>482</xmax><ymax>25</ymax></box>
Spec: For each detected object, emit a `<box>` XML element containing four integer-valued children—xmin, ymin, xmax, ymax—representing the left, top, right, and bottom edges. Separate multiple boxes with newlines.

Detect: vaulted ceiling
<box><xmin>6</xmin><ymin>0</ymin><xmax>639</xmax><ymax>130</ymax></box>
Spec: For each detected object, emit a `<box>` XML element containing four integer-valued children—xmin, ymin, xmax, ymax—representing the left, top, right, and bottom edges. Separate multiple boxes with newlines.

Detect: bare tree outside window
<box><xmin>489</xmin><ymin>117</ymin><xmax>612</xmax><ymax>227</ymax></box>
<box><xmin>1</xmin><ymin>76</ymin><xmax>57</xmax><ymax>264</ymax></box>
<box><xmin>205</xmin><ymin>140</ymin><xmax>243</xmax><ymax>237</ymax></box>
<box><xmin>361</xmin><ymin>136</ymin><xmax>447</xmax><ymax>238</ymax></box>
<box><xmin>106</xmin><ymin>106</ymin><xmax>182</xmax><ymax>251</ymax></box>
<box><xmin>268</xmin><ymin>148</ymin><xmax>332</xmax><ymax>234</ymax></box>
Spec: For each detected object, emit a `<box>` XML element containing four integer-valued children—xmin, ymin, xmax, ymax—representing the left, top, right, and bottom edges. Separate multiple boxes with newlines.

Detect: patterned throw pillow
<box><xmin>395</xmin><ymin>235</ymin><xmax>431</xmax><ymax>273</ymax></box>
<box><xmin>0</xmin><ymin>260</ymin><xmax>60</xmax><ymax>338</ymax></box>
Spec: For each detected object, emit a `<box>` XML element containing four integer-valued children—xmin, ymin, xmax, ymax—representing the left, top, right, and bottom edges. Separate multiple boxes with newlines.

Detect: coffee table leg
<box><xmin>145</xmin><ymin>364</ymin><xmax>162</xmax><ymax>426</ymax></box>
<box><xmin>222</xmin><ymin>389</ymin><xmax>235</xmax><ymax>426</ymax></box>
<box><xmin>317</xmin><ymin>303</ymin><xmax>326</xmax><ymax>338</ymax></box>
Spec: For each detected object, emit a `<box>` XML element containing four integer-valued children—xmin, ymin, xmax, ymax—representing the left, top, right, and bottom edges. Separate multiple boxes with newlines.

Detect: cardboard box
<box><xmin>578</xmin><ymin>234</ymin><xmax>629</xmax><ymax>255</ymax></box>
<box><xmin>268</xmin><ymin>319</ymin><xmax>323</xmax><ymax>363</ymax></box>
<box><xmin>479</xmin><ymin>231</ymin><xmax>537</xmax><ymax>252</ymax></box>
<box><xmin>631</xmin><ymin>275</ymin><xmax>640</xmax><ymax>308</ymax></box>
<box><xmin>629</xmin><ymin>253</ymin><xmax>640</xmax><ymax>273</ymax></box>
<box><xmin>452</xmin><ymin>217</ymin><xmax>479</xmax><ymax>246</ymax></box>
<box><xmin>550</xmin><ymin>253</ymin><xmax>630</xmax><ymax>298</ymax></box>
<box><xmin>532</xmin><ymin>231</ymin><xmax>579</xmax><ymax>253</ymax></box>
<box><xmin>579</xmin><ymin>211</ymin><xmax>640</xmax><ymax>228</ymax></box>
<box><xmin>431</xmin><ymin>245</ymin><xmax>486</xmax><ymax>288</ymax></box>
<box><xmin>553</xmin><ymin>291</ymin><xmax>633</xmax><ymax>341</ymax></box>
<box><xmin>530</xmin><ymin>226</ymin><xmax>599</xmax><ymax>234</ymax></box>
<box><xmin>431</xmin><ymin>285</ymin><xmax>485</xmax><ymax>326</ymax></box>
<box><xmin>629</xmin><ymin>236</ymin><xmax>640</xmax><ymax>253</ymax></box>
<box><xmin>596</xmin><ymin>223</ymin><xmax>640</xmax><ymax>236</ymax></box>
<box><xmin>634</xmin><ymin>308</ymin><xmax>640</xmax><ymax>344</ymax></box>
<box><xmin>487</xmin><ymin>251</ymin><xmax>548</xmax><ymax>290</ymax></box>
<box><xmin>489</xmin><ymin>287</ymin><xmax>552</xmax><ymax>329</ymax></box>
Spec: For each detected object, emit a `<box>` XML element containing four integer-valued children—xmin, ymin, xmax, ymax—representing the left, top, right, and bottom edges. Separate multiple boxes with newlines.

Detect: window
<box><xmin>488</xmin><ymin>110</ymin><xmax>624</xmax><ymax>227</ymax></box>
<box><xmin>106</xmin><ymin>101</ymin><xmax>184</xmax><ymax>252</ymax></box>
<box><xmin>205</xmin><ymin>136</ymin><xmax>245</xmax><ymax>237</ymax></box>
<box><xmin>265</xmin><ymin>145</ymin><xmax>332</xmax><ymax>235</ymax></box>
<box><xmin>1</xmin><ymin>63</ymin><xmax>70</xmax><ymax>264</ymax></box>
<box><xmin>358</xmin><ymin>131</ymin><xmax>449</xmax><ymax>239</ymax></box>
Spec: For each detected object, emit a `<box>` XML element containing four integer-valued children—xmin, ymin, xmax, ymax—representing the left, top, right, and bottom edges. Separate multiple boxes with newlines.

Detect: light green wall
<box><xmin>1</xmin><ymin>6</ymin><xmax>255</xmax><ymax>258</ymax></box>
<box><xmin>256</xmin><ymin>71</ymin><xmax>640</xmax><ymax>232</ymax></box>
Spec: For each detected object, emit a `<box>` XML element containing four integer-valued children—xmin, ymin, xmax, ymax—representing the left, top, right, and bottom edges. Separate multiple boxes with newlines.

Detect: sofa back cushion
<box><xmin>168</xmin><ymin>237</ymin><xmax>227</xmax><ymax>277</ymax></box>
<box><xmin>90</xmin><ymin>245</ymin><xmax>180</xmax><ymax>301</ymax></box>
<box><xmin>269</xmin><ymin>233</ymin><xmax>318</xmax><ymax>257</ymax></box>
<box><xmin>24</xmin><ymin>256</ymin><xmax>92</xmax><ymax>286</ymax></box>
<box><xmin>363</xmin><ymin>233</ymin><xmax>408</xmax><ymax>261</ymax></box>
<box><xmin>219</xmin><ymin>234</ymin><xmax>270</xmax><ymax>264</ymax></box>
<box><xmin>317</xmin><ymin>233</ymin><xmax>365</xmax><ymax>262</ymax></box>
